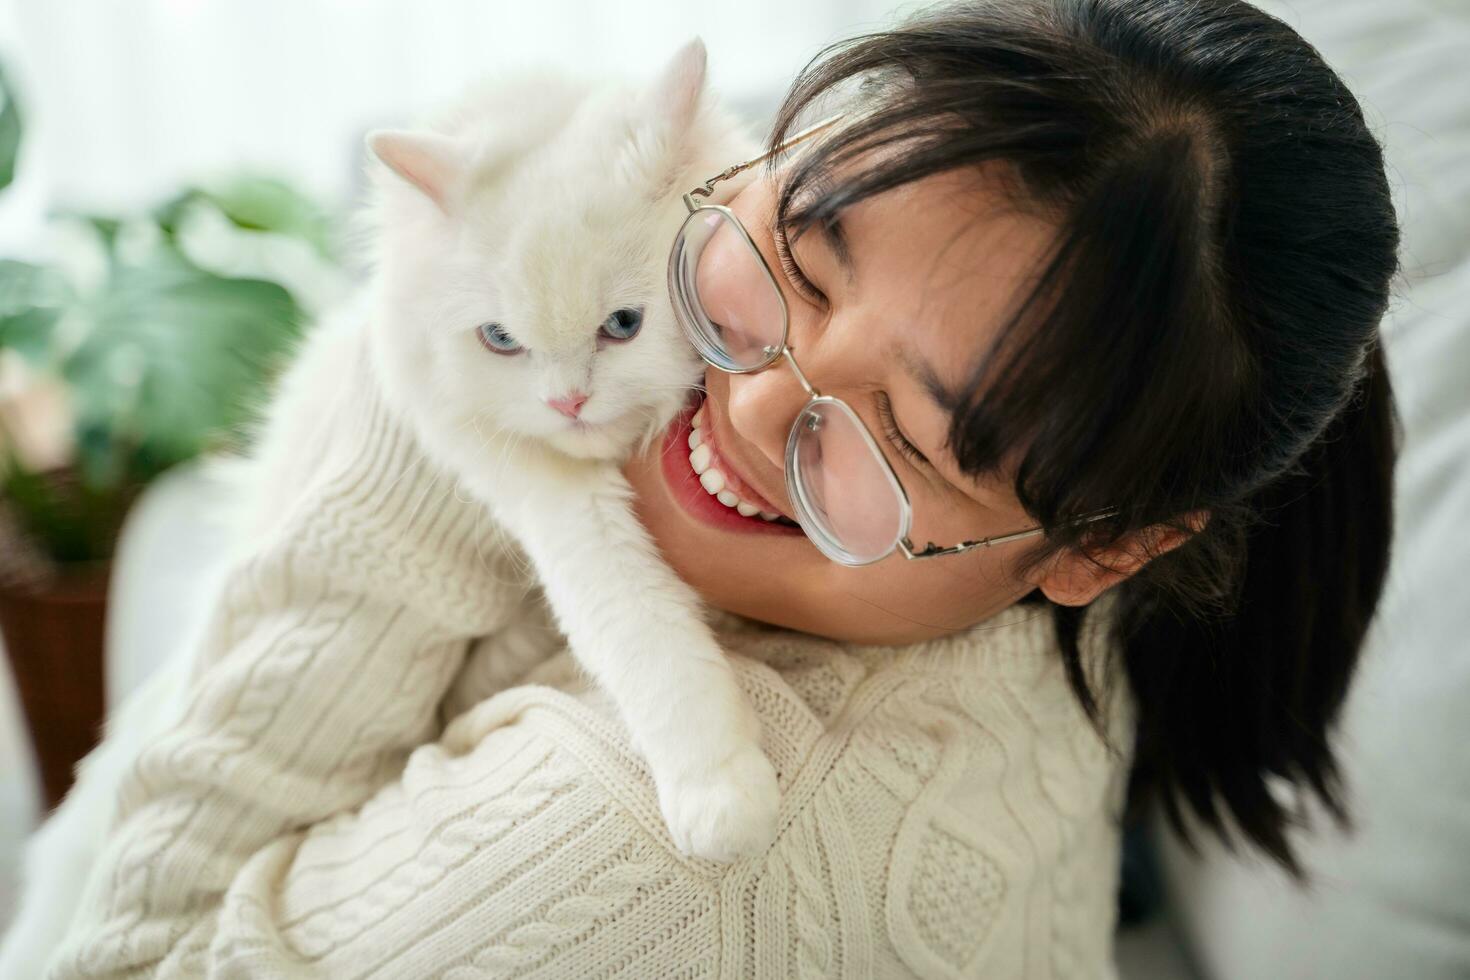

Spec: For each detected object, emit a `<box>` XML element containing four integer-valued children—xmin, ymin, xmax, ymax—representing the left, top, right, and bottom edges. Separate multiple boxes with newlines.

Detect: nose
<box><xmin>723</xmin><ymin>358</ymin><xmax>812</xmax><ymax>470</ymax></box>
<box><xmin>547</xmin><ymin>391</ymin><xmax>589</xmax><ymax>419</ymax></box>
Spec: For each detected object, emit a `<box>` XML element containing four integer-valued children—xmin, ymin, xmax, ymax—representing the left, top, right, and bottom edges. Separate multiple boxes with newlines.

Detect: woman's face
<box><xmin>624</xmin><ymin>163</ymin><xmax>1061</xmax><ymax>645</ymax></box>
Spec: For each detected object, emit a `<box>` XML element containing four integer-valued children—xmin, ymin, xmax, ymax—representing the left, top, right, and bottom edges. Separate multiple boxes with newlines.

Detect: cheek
<box><xmin>695</xmin><ymin>231</ymin><xmax>747</xmax><ymax>325</ymax></box>
<box><xmin>608</xmin><ymin>313</ymin><xmax>698</xmax><ymax>374</ymax></box>
<box><xmin>625</xmin><ymin>438</ymin><xmax>1028</xmax><ymax>644</ymax></box>
<box><xmin>591</xmin><ymin>317</ymin><xmax>702</xmax><ymax>411</ymax></box>
<box><xmin>434</xmin><ymin>335</ymin><xmax>527</xmax><ymax>420</ymax></box>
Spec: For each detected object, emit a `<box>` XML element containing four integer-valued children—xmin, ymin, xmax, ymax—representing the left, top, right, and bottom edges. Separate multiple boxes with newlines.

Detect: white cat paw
<box><xmin>657</xmin><ymin>744</ymin><xmax>781</xmax><ymax>863</ymax></box>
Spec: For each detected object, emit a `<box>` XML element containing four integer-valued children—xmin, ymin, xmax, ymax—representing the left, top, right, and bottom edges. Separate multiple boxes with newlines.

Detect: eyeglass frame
<box><xmin>674</xmin><ymin>113</ymin><xmax>1119</xmax><ymax>562</ymax></box>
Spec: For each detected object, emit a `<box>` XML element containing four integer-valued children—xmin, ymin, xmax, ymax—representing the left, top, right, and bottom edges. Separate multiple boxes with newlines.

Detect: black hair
<box><xmin>770</xmin><ymin>0</ymin><xmax>1401</xmax><ymax>878</ymax></box>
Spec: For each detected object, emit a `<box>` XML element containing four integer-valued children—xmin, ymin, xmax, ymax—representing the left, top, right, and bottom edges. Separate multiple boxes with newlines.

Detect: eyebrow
<box><xmin>898</xmin><ymin>343</ymin><xmax>962</xmax><ymax>412</ymax></box>
<box><xmin>811</xmin><ymin>215</ymin><xmax>856</xmax><ymax>285</ymax></box>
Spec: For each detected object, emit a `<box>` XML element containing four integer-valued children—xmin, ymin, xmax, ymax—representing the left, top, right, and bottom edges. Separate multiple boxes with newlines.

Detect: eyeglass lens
<box><xmin>669</xmin><ymin>209</ymin><xmax>785</xmax><ymax>371</ymax></box>
<box><xmin>787</xmin><ymin>400</ymin><xmax>908</xmax><ymax>564</ymax></box>
<box><xmin>671</xmin><ymin>206</ymin><xmax>909</xmax><ymax>565</ymax></box>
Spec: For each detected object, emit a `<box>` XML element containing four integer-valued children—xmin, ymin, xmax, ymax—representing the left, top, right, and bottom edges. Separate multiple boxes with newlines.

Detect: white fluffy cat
<box><xmin>361</xmin><ymin>41</ymin><xmax>780</xmax><ymax>859</ymax></box>
<box><xmin>0</xmin><ymin>41</ymin><xmax>777</xmax><ymax>977</ymax></box>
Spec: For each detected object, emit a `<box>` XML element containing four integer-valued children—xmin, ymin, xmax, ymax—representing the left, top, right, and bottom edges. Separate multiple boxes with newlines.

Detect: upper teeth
<box><xmin>689</xmin><ymin>408</ymin><xmax>780</xmax><ymax>521</ymax></box>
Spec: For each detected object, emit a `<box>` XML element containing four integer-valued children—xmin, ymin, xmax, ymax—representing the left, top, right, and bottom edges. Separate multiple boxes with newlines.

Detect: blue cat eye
<box><xmin>600</xmin><ymin>307</ymin><xmax>643</xmax><ymax>341</ymax></box>
<box><xmin>477</xmin><ymin>322</ymin><xmax>523</xmax><ymax>355</ymax></box>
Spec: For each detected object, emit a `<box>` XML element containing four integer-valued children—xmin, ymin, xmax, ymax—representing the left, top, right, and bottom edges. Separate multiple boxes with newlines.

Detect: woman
<box><xmin>48</xmin><ymin>0</ymin><xmax>1399</xmax><ymax>976</ymax></box>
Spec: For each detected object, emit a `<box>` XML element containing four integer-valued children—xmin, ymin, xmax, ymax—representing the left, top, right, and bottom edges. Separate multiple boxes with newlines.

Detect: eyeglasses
<box><xmin>667</xmin><ymin>115</ymin><xmax>1118</xmax><ymax>566</ymax></box>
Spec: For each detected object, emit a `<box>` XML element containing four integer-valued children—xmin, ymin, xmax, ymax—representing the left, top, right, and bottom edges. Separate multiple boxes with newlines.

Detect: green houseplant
<box><xmin>0</xmin><ymin>61</ymin><xmax>341</xmax><ymax>806</ymax></box>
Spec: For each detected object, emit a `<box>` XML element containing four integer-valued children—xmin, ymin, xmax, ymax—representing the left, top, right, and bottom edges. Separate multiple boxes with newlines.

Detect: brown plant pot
<box><xmin>0</xmin><ymin>563</ymin><xmax>110</xmax><ymax>811</ymax></box>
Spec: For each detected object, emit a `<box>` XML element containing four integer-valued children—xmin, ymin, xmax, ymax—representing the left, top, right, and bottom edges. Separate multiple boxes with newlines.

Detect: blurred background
<box><xmin>0</xmin><ymin>1</ymin><xmax>1466</xmax><ymax>978</ymax></box>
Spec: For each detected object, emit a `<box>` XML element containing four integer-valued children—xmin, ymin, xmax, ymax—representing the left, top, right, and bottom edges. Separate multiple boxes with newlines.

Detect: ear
<box><xmin>643</xmin><ymin>38</ymin><xmax>708</xmax><ymax>135</ymax></box>
<box><xmin>1028</xmin><ymin>510</ymin><xmax>1210</xmax><ymax>607</ymax></box>
<box><xmin>365</xmin><ymin>129</ymin><xmax>470</xmax><ymax>214</ymax></box>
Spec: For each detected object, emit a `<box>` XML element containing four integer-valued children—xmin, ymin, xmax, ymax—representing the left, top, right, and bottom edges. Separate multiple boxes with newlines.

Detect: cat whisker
<box><xmin>637</xmin><ymin>382</ymin><xmax>707</xmax><ymax>392</ymax></box>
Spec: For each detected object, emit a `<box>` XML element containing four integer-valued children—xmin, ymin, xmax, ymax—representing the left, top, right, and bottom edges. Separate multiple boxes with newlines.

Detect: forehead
<box><xmin>462</xmin><ymin>149</ymin><xmax>660</xmax><ymax>300</ymax></box>
<box><xmin>836</xmin><ymin>163</ymin><xmax>1058</xmax><ymax>391</ymax></box>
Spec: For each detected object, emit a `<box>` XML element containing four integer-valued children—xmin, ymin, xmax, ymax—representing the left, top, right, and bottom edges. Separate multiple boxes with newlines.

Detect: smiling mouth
<box><xmin>685</xmin><ymin>404</ymin><xmax>794</xmax><ymax>522</ymax></box>
<box><xmin>660</xmin><ymin>394</ymin><xmax>805</xmax><ymax>536</ymax></box>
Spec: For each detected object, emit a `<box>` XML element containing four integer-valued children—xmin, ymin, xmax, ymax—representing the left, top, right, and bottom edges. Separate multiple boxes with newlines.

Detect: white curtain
<box><xmin>0</xmin><ymin>0</ymin><xmax>899</xmax><ymax>253</ymax></box>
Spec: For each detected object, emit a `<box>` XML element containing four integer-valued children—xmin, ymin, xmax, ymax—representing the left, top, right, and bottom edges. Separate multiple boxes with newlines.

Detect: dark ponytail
<box><xmin>769</xmin><ymin>0</ymin><xmax>1403</xmax><ymax>877</ymax></box>
<box><xmin>1117</xmin><ymin>342</ymin><xmax>1398</xmax><ymax>875</ymax></box>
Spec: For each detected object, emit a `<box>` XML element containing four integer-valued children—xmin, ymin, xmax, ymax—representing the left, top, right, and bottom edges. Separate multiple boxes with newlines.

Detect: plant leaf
<box><xmin>0</xmin><ymin>306</ymin><xmax>58</xmax><ymax>363</ymax></box>
<box><xmin>0</xmin><ymin>62</ymin><xmax>21</xmax><ymax>193</ymax></box>
<box><xmin>0</xmin><ymin>260</ymin><xmax>71</xmax><ymax>363</ymax></box>
<box><xmin>1</xmin><ymin>456</ymin><xmax>134</xmax><ymax>563</ymax></box>
<box><xmin>155</xmin><ymin>176</ymin><xmax>337</xmax><ymax>261</ymax></box>
<box><xmin>62</xmin><ymin>249</ymin><xmax>302</xmax><ymax>476</ymax></box>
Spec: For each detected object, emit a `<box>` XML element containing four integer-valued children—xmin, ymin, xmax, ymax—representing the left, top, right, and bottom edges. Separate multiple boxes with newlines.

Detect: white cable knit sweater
<box><xmin>48</xmin><ymin>353</ymin><xmax>1136</xmax><ymax>980</ymax></box>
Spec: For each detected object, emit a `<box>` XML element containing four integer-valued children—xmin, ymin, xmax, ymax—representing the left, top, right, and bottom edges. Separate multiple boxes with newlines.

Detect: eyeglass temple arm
<box><xmin>898</xmin><ymin>507</ymin><xmax>1123</xmax><ymax>561</ymax></box>
<box><xmin>686</xmin><ymin>113</ymin><xmax>846</xmax><ymax>204</ymax></box>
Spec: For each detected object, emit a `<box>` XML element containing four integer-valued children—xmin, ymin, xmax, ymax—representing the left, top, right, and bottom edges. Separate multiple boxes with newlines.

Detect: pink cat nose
<box><xmin>548</xmin><ymin>391</ymin><xmax>589</xmax><ymax>419</ymax></box>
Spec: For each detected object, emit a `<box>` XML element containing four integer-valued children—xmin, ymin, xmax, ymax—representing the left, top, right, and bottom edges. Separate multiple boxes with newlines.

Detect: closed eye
<box><xmin>773</xmin><ymin>222</ymin><xmax>826</xmax><ymax>305</ymax></box>
<box><xmin>875</xmin><ymin>391</ymin><xmax>930</xmax><ymax>468</ymax></box>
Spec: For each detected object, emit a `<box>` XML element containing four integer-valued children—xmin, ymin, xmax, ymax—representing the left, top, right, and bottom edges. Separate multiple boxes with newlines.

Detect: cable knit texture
<box><xmin>47</xmin><ymin>358</ymin><xmax>1135</xmax><ymax>979</ymax></box>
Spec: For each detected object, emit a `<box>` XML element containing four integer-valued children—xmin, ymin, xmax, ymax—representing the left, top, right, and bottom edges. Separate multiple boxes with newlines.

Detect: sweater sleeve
<box><xmin>127</xmin><ymin>665</ymin><xmax>808</xmax><ymax>979</ymax></box>
<box><xmin>47</xmin><ymin>370</ymin><xmax>526</xmax><ymax>979</ymax></box>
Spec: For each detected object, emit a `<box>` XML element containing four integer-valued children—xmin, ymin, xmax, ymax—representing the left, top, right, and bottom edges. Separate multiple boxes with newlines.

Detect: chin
<box><xmin>548</xmin><ymin>420</ymin><xmax>642</xmax><ymax>461</ymax></box>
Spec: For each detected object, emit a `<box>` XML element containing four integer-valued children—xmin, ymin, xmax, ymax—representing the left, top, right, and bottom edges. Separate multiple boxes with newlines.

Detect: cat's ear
<box><xmin>366</xmin><ymin>129</ymin><xmax>470</xmax><ymax>214</ymax></box>
<box><xmin>644</xmin><ymin>38</ymin><xmax>708</xmax><ymax>134</ymax></box>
